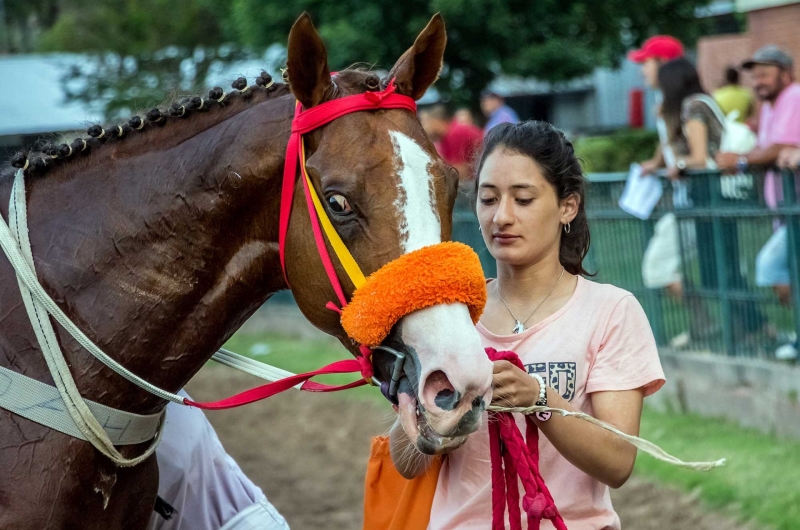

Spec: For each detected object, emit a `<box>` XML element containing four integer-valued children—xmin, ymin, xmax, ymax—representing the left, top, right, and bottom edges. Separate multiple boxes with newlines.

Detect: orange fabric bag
<box><xmin>363</xmin><ymin>435</ymin><xmax>442</xmax><ymax>530</ymax></box>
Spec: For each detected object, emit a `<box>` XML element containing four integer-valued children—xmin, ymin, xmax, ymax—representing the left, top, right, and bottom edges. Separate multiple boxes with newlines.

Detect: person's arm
<box><xmin>716</xmin><ymin>143</ymin><xmax>794</xmax><ymax>172</ymax></box>
<box><xmin>492</xmin><ymin>362</ymin><xmax>643</xmax><ymax>488</ymax></box>
<box><xmin>640</xmin><ymin>144</ymin><xmax>664</xmax><ymax>175</ymax></box>
<box><xmin>778</xmin><ymin>147</ymin><xmax>800</xmax><ymax>168</ymax></box>
<box><xmin>668</xmin><ymin>118</ymin><xmax>709</xmax><ymax>180</ymax></box>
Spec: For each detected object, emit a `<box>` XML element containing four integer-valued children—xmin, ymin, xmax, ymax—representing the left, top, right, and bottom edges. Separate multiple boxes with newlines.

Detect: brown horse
<box><xmin>0</xmin><ymin>13</ymin><xmax>493</xmax><ymax>530</ymax></box>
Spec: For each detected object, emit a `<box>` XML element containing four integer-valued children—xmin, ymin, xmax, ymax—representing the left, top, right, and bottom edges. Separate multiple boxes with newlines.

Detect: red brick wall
<box><xmin>697</xmin><ymin>2</ymin><xmax>800</xmax><ymax>96</ymax></box>
<box><xmin>697</xmin><ymin>34</ymin><xmax>753</xmax><ymax>91</ymax></box>
<box><xmin>748</xmin><ymin>3</ymin><xmax>800</xmax><ymax>73</ymax></box>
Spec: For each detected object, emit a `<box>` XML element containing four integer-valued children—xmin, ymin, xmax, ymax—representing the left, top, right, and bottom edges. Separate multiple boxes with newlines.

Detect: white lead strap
<box><xmin>0</xmin><ymin>168</ymin><xmax>724</xmax><ymax>472</ymax></box>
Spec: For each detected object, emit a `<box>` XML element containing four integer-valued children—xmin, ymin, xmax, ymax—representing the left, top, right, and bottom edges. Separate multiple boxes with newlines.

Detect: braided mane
<box><xmin>6</xmin><ymin>71</ymin><xmax>290</xmax><ymax>178</ymax></box>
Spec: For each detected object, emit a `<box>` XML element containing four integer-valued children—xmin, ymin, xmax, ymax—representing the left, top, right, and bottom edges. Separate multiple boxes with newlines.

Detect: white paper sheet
<box><xmin>618</xmin><ymin>163</ymin><xmax>663</xmax><ymax>220</ymax></box>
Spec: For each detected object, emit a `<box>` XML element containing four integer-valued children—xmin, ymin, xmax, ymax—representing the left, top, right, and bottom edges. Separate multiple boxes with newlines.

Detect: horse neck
<box><xmin>2</xmin><ymin>95</ymin><xmax>295</xmax><ymax>413</ymax></box>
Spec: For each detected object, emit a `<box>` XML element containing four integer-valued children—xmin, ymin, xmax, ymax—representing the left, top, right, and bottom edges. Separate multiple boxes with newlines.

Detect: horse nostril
<box><xmin>434</xmin><ymin>388</ymin><xmax>455</xmax><ymax>409</ymax></box>
<box><xmin>472</xmin><ymin>396</ymin><xmax>485</xmax><ymax>410</ymax></box>
<box><xmin>434</xmin><ymin>388</ymin><xmax>461</xmax><ymax>411</ymax></box>
<box><xmin>425</xmin><ymin>370</ymin><xmax>461</xmax><ymax>411</ymax></box>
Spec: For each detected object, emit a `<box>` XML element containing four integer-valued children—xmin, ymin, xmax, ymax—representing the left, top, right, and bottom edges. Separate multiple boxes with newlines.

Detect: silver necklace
<box><xmin>497</xmin><ymin>268</ymin><xmax>565</xmax><ymax>334</ymax></box>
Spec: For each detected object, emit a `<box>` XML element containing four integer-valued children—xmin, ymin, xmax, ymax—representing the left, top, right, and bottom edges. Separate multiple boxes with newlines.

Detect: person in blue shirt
<box><xmin>480</xmin><ymin>89</ymin><xmax>519</xmax><ymax>136</ymax></box>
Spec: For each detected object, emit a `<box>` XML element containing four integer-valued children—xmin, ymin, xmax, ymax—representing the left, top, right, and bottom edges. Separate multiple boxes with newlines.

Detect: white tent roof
<box><xmin>0</xmin><ymin>50</ymin><xmax>288</xmax><ymax>137</ymax></box>
<box><xmin>0</xmin><ymin>50</ymin><xmax>440</xmax><ymax>137</ymax></box>
<box><xmin>0</xmin><ymin>54</ymin><xmax>104</xmax><ymax>136</ymax></box>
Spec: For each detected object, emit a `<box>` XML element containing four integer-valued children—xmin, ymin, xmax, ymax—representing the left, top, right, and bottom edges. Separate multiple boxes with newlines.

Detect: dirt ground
<box><xmin>187</xmin><ymin>367</ymin><xmax>753</xmax><ymax>530</ymax></box>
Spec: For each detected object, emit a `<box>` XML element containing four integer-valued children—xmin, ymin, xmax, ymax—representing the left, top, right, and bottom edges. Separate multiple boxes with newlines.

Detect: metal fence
<box><xmin>451</xmin><ymin>169</ymin><xmax>800</xmax><ymax>360</ymax></box>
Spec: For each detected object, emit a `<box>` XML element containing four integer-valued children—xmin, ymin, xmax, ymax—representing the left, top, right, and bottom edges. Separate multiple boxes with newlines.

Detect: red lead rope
<box><xmin>486</xmin><ymin>348</ymin><xmax>568</xmax><ymax>530</ymax></box>
<box><xmin>184</xmin><ymin>358</ymin><xmax>368</xmax><ymax>410</ymax></box>
<box><xmin>184</xmin><ymin>344</ymin><xmax>376</xmax><ymax>410</ymax></box>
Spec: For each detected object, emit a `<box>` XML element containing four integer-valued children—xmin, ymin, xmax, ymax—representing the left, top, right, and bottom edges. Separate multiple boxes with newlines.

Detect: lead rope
<box><xmin>0</xmin><ymin>172</ymin><xmax>185</xmax><ymax>405</ymax></box>
<box><xmin>487</xmin><ymin>349</ymin><xmax>567</xmax><ymax>530</ymax></box>
<box><xmin>485</xmin><ymin>348</ymin><xmax>726</xmax><ymax>530</ymax></box>
<box><xmin>6</xmin><ymin>170</ymin><xmax>164</xmax><ymax>467</ymax></box>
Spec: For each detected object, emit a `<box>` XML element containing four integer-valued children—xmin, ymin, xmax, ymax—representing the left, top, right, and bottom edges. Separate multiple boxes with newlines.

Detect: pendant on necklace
<box><xmin>513</xmin><ymin>320</ymin><xmax>525</xmax><ymax>334</ymax></box>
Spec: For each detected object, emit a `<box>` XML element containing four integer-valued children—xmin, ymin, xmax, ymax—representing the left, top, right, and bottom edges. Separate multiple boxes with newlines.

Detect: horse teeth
<box><xmin>415</xmin><ymin>408</ymin><xmax>420</xmax><ymax>418</ymax></box>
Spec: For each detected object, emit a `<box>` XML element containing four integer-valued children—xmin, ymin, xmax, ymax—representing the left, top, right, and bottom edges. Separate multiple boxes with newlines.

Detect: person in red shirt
<box><xmin>420</xmin><ymin>104</ymin><xmax>483</xmax><ymax>181</ymax></box>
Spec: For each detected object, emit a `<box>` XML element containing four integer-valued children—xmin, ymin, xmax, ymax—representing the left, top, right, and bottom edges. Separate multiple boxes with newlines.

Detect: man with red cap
<box><xmin>628</xmin><ymin>35</ymin><xmax>685</xmax><ymax>174</ymax></box>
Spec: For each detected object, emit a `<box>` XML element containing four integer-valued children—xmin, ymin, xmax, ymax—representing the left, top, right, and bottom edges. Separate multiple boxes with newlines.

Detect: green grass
<box><xmin>223</xmin><ymin>330</ymin><xmax>800</xmax><ymax>529</ymax></box>
<box><xmin>636</xmin><ymin>407</ymin><xmax>800</xmax><ymax>530</ymax></box>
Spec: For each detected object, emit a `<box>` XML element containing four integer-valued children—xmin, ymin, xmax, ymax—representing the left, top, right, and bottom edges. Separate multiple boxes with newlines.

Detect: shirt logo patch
<box><xmin>525</xmin><ymin>362</ymin><xmax>577</xmax><ymax>402</ymax></box>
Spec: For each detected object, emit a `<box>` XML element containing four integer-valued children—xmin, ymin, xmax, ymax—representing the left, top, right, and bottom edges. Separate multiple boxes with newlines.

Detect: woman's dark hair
<box><xmin>725</xmin><ymin>65</ymin><xmax>740</xmax><ymax>85</ymax></box>
<box><xmin>658</xmin><ymin>57</ymin><xmax>706</xmax><ymax>143</ymax></box>
<box><xmin>474</xmin><ymin>120</ymin><xmax>591</xmax><ymax>276</ymax></box>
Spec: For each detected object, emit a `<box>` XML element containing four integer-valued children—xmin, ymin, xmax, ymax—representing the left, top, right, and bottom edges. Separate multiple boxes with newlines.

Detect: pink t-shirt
<box><xmin>428</xmin><ymin>277</ymin><xmax>665</xmax><ymax>530</ymax></box>
<box><xmin>758</xmin><ymin>83</ymin><xmax>800</xmax><ymax>209</ymax></box>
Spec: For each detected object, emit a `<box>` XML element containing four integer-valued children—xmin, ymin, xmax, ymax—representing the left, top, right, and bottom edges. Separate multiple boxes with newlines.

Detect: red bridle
<box><xmin>278</xmin><ymin>77</ymin><xmax>417</xmax><ymax>306</ymax></box>
<box><xmin>186</xmin><ymin>79</ymin><xmax>418</xmax><ymax>409</ymax></box>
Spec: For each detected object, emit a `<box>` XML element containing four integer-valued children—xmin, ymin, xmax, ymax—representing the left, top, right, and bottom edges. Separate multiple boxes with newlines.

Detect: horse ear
<box><xmin>287</xmin><ymin>13</ymin><xmax>333</xmax><ymax>108</ymax></box>
<box><xmin>387</xmin><ymin>13</ymin><xmax>447</xmax><ymax>101</ymax></box>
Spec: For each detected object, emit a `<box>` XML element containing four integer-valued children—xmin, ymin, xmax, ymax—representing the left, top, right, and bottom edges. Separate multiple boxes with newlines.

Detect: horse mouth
<box><xmin>397</xmin><ymin>393</ymin><xmax>469</xmax><ymax>455</ymax></box>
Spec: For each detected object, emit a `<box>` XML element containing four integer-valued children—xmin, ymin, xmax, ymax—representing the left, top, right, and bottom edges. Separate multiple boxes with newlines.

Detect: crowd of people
<box><xmin>629</xmin><ymin>36</ymin><xmax>800</xmax><ymax>357</ymax></box>
<box><xmin>418</xmin><ymin>90</ymin><xmax>520</xmax><ymax>187</ymax></box>
<box><xmin>421</xmin><ymin>35</ymin><xmax>800</xmax><ymax>359</ymax></box>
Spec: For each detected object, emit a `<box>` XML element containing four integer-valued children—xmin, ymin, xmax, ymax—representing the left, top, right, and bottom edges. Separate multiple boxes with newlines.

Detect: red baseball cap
<box><xmin>628</xmin><ymin>36</ymin><xmax>684</xmax><ymax>63</ymax></box>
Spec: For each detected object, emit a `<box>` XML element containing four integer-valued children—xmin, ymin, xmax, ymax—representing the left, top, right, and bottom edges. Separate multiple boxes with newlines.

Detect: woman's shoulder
<box><xmin>681</xmin><ymin>95</ymin><xmax>719</xmax><ymax>123</ymax></box>
<box><xmin>577</xmin><ymin>277</ymin><xmax>639</xmax><ymax>312</ymax></box>
<box><xmin>578</xmin><ymin>279</ymin><xmax>655</xmax><ymax>348</ymax></box>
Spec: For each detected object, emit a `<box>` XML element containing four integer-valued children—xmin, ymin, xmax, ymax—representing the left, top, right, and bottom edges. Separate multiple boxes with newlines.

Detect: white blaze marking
<box><xmin>389</xmin><ymin>131</ymin><xmax>440</xmax><ymax>252</ymax></box>
<box><xmin>387</xmin><ymin>131</ymin><xmax>493</xmax><ymax>410</ymax></box>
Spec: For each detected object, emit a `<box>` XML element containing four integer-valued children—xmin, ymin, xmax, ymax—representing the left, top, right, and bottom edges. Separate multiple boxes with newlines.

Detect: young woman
<box><xmin>390</xmin><ymin>121</ymin><xmax>665</xmax><ymax>529</ymax></box>
<box><xmin>643</xmin><ymin>58</ymin><xmax>764</xmax><ymax>346</ymax></box>
<box><xmin>641</xmin><ymin>57</ymin><xmax>724</xmax><ymax>301</ymax></box>
<box><xmin>660</xmin><ymin>57</ymin><xmax>725</xmax><ymax>180</ymax></box>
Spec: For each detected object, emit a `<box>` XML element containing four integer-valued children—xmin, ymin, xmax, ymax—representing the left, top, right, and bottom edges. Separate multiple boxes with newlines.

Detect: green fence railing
<box><xmin>452</xmin><ymin>169</ymin><xmax>800</xmax><ymax>360</ymax></box>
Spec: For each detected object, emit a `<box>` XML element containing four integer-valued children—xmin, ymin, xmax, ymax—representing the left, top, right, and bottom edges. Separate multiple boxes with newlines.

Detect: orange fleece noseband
<box><xmin>340</xmin><ymin>242</ymin><xmax>487</xmax><ymax>346</ymax></box>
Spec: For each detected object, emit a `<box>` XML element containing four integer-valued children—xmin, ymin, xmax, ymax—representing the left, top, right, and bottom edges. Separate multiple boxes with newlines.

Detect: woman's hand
<box><xmin>666</xmin><ymin>165</ymin><xmax>682</xmax><ymax>181</ymax></box>
<box><xmin>491</xmin><ymin>360</ymin><xmax>540</xmax><ymax>408</ymax></box>
<box><xmin>639</xmin><ymin>159</ymin><xmax>659</xmax><ymax>176</ymax></box>
<box><xmin>715</xmin><ymin>152</ymin><xmax>739</xmax><ymax>173</ymax></box>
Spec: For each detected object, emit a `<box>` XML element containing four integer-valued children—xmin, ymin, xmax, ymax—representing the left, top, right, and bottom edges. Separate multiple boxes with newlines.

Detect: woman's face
<box><xmin>476</xmin><ymin>149</ymin><xmax>574</xmax><ymax>268</ymax></box>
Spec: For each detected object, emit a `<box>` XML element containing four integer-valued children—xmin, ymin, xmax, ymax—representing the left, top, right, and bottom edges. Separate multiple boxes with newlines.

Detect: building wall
<box><xmin>747</xmin><ymin>2</ymin><xmax>800</xmax><ymax>68</ymax></box>
<box><xmin>592</xmin><ymin>60</ymin><xmax>649</xmax><ymax>130</ymax></box>
<box><xmin>551</xmin><ymin>92</ymin><xmax>596</xmax><ymax>133</ymax></box>
<box><xmin>736</xmin><ymin>0</ymin><xmax>797</xmax><ymax>11</ymax></box>
<box><xmin>697</xmin><ymin>2</ymin><xmax>800</xmax><ymax>97</ymax></box>
<box><xmin>697</xmin><ymin>34</ymin><xmax>753</xmax><ymax>91</ymax></box>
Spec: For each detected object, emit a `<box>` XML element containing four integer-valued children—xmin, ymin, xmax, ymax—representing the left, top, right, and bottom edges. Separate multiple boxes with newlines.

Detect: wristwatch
<box><xmin>736</xmin><ymin>155</ymin><xmax>749</xmax><ymax>173</ymax></box>
<box><xmin>675</xmin><ymin>159</ymin><xmax>687</xmax><ymax>171</ymax></box>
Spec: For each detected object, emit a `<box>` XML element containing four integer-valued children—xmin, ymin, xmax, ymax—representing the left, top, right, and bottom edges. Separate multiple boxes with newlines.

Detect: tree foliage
<box><xmin>32</xmin><ymin>0</ymin><xmax>249</xmax><ymax>117</ymax></box>
<box><xmin>9</xmin><ymin>0</ymin><xmax>711</xmax><ymax>115</ymax></box>
<box><xmin>228</xmin><ymin>0</ymin><xmax>709</xmax><ymax>105</ymax></box>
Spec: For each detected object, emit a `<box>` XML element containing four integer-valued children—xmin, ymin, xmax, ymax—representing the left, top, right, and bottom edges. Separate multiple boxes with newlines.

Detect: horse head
<box><xmin>282</xmin><ymin>14</ymin><xmax>493</xmax><ymax>454</ymax></box>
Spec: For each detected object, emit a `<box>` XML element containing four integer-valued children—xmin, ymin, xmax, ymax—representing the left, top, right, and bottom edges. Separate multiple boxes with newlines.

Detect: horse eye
<box><xmin>328</xmin><ymin>194</ymin><xmax>352</xmax><ymax>215</ymax></box>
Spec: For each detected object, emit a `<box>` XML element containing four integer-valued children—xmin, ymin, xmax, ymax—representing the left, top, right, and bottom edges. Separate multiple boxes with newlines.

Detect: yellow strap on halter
<box><xmin>300</xmin><ymin>140</ymin><xmax>367</xmax><ymax>289</ymax></box>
